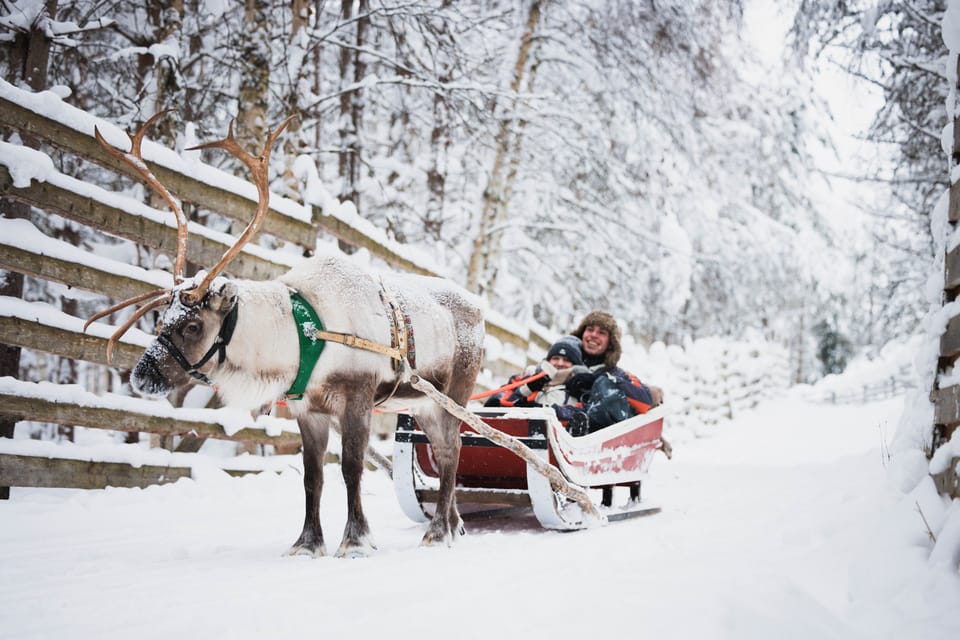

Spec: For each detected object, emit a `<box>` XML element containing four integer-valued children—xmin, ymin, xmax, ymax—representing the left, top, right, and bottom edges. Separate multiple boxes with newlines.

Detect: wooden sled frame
<box><xmin>393</xmin><ymin>405</ymin><xmax>667</xmax><ymax>530</ymax></box>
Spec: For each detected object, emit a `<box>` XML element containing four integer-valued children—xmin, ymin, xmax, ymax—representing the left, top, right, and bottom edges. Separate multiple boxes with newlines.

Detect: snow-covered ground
<box><xmin>2</xmin><ymin>391</ymin><xmax>958</xmax><ymax>640</ymax></box>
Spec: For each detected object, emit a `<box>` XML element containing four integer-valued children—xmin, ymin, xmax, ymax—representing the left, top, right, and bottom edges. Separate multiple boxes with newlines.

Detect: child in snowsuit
<box><xmin>484</xmin><ymin>335</ymin><xmax>591</xmax><ymax>435</ymax></box>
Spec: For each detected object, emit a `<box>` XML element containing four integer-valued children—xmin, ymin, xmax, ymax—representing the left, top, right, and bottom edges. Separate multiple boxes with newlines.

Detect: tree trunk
<box><xmin>424</xmin><ymin>93</ymin><xmax>449</xmax><ymax>241</ymax></box>
<box><xmin>149</xmin><ymin>1</ymin><xmax>184</xmax><ymax>141</ymax></box>
<box><xmin>281</xmin><ymin>0</ymin><xmax>313</xmax><ymax>198</ymax></box>
<box><xmin>132</xmin><ymin>1</ymin><xmax>185</xmax><ymax>248</ymax></box>
<box><xmin>135</xmin><ymin>1</ymin><xmax>184</xmax><ymax>141</ymax></box>
<box><xmin>423</xmin><ymin>12</ymin><xmax>456</xmax><ymax>242</ymax></box>
<box><xmin>465</xmin><ymin>0</ymin><xmax>542</xmax><ymax>296</ymax></box>
<box><xmin>485</xmin><ymin>54</ymin><xmax>540</xmax><ymax>295</ymax></box>
<box><xmin>238</xmin><ymin>0</ymin><xmax>271</xmax><ymax>149</ymax></box>
<box><xmin>337</xmin><ymin>0</ymin><xmax>368</xmax><ymax>212</ymax></box>
<box><xmin>312</xmin><ymin>0</ymin><xmax>325</xmax><ymax>157</ymax></box>
<box><xmin>0</xmin><ymin>0</ymin><xmax>58</xmax><ymax>499</ymax></box>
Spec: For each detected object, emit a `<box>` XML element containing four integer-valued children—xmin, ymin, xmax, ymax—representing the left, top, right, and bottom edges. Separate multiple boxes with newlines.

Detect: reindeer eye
<box><xmin>183</xmin><ymin>321</ymin><xmax>201</xmax><ymax>337</ymax></box>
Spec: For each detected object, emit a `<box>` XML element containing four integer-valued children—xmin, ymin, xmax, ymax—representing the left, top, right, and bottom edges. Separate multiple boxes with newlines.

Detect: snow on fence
<box><xmin>804</xmin><ymin>339</ymin><xmax>919</xmax><ymax>407</ymax></box>
<box><xmin>931</xmin><ymin>47</ymin><xmax>960</xmax><ymax>501</ymax></box>
<box><xmin>815</xmin><ymin>376</ymin><xmax>912</xmax><ymax>405</ymax></box>
<box><xmin>622</xmin><ymin>336</ymin><xmax>790</xmax><ymax>437</ymax></box>
<box><xmin>0</xmin><ymin>81</ymin><xmax>546</xmax><ymax>492</ymax></box>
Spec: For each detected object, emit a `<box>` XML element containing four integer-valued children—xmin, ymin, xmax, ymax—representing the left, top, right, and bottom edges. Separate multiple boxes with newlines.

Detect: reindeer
<box><xmin>85</xmin><ymin>112</ymin><xmax>484</xmax><ymax>556</ymax></box>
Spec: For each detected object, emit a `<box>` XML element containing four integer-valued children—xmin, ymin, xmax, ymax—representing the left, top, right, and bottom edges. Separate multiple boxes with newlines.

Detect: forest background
<box><xmin>0</xmin><ymin>0</ymin><xmax>945</xmax><ymax>386</ymax></box>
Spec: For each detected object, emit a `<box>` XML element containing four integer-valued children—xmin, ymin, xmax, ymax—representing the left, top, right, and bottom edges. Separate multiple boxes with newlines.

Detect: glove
<box><xmin>526</xmin><ymin>359</ymin><xmax>558</xmax><ymax>392</ymax></box>
<box><xmin>565</xmin><ymin>370</ymin><xmax>596</xmax><ymax>401</ymax></box>
<box><xmin>566</xmin><ymin>411</ymin><xmax>589</xmax><ymax>437</ymax></box>
<box><xmin>549</xmin><ymin>363</ymin><xmax>586</xmax><ymax>386</ymax></box>
<box><xmin>526</xmin><ymin>372</ymin><xmax>548</xmax><ymax>392</ymax></box>
<box><xmin>483</xmin><ymin>393</ymin><xmax>506</xmax><ymax>407</ymax></box>
<box><xmin>649</xmin><ymin>385</ymin><xmax>664</xmax><ymax>406</ymax></box>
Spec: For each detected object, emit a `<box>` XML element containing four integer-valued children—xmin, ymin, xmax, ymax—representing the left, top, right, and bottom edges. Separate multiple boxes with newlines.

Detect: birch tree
<box><xmin>336</xmin><ymin>0</ymin><xmax>369</xmax><ymax>210</ymax></box>
<box><xmin>237</xmin><ymin>0</ymin><xmax>271</xmax><ymax>149</ymax></box>
<box><xmin>790</xmin><ymin>0</ymin><xmax>947</xmax><ymax>344</ymax></box>
<box><xmin>465</xmin><ymin>0</ymin><xmax>542</xmax><ymax>296</ymax></box>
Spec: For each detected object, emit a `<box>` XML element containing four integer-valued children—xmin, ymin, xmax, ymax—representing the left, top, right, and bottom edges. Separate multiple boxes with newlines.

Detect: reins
<box><xmin>468</xmin><ymin>370</ymin><xmax>547</xmax><ymax>402</ymax></box>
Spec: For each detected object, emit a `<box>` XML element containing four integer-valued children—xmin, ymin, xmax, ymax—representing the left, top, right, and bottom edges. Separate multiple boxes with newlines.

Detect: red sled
<box><xmin>393</xmin><ymin>405</ymin><xmax>667</xmax><ymax>530</ymax></box>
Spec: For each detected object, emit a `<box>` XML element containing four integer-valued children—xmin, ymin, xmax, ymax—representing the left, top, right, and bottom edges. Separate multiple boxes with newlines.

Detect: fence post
<box><xmin>929</xmin><ymin>51</ymin><xmax>960</xmax><ymax>494</ymax></box>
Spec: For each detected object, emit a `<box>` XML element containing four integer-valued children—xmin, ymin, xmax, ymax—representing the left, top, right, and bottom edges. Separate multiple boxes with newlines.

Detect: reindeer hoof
<box><xmin>335</xmin><ymin>541</ymin><xmax>376</xmax><ymax>559</ymax></box>
<box><xmin>421</xmin><ymin>527</ymin><xmax>460</xmax><ymax>548</ymax></box>
<box><xmin>335</xmin><ymin>533</ymin><xmax>376</xmax><ymax>558</ymax></box>
<box><xmin>286</xmin><ymin>542</ymin><xmax>327</xmax><ymax>558</ymax></box>
<box><xmin>420</xmin><ymin>533</ymin><xmax>446</xmax><ymax>547</ymax></box>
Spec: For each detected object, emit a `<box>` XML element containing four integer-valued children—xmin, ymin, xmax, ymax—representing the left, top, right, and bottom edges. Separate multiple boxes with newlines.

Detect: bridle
<box><xmin>156</xmin><ymin>303</ymin><xmax>239</xmax><ymax>386</ymax></box>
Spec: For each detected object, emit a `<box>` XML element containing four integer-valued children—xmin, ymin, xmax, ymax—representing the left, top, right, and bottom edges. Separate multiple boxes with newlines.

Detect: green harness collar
<box><xmin>286</xmin><ymin>292</ymin><xmax>326</xmax><ymax>400</ymax></box>
<box><xmin>284</xmin><ymin>288</ymin><xmax>412</xmax><ymax>402</ymax></box>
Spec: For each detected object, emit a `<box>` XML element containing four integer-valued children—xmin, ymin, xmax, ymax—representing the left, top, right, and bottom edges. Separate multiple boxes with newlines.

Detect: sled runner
<box><xmin>393</xmin><ymin>405</ymin><xmax>667</xmax><ymax>530</ymax></box>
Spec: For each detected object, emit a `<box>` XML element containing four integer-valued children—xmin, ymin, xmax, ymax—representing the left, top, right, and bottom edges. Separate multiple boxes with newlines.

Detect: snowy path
<box><xmin>2</xmin><ymin>394</ymin><xmax>959</xmax><ymax>639</ymax></box>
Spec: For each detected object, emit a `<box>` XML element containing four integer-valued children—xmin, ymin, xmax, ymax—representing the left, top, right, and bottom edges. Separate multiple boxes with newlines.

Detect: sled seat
<box><xmin>394</xmin><ymin>412</ymin><xmax>550</xmax><ymax>490</ymax></box>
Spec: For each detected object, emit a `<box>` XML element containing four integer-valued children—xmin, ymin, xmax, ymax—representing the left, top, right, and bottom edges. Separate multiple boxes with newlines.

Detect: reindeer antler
<box><xmin>86</xmin><ymin>112</ymin><xmax>295</xmax><ymax>362</ymax></box>
<box><xmin>180</xmin><ymin>114</ymin><xmax>296</xmax><ymax>305</ymax></box>
<box><xmin>88</xmin><ymin>111</ymin><xmax>187</xmax><ymax>361</ymax></box>
<box><xmin>94</xmin><ymin>110</ymin><xmax>189</xmax><ymax>284</ymax></box>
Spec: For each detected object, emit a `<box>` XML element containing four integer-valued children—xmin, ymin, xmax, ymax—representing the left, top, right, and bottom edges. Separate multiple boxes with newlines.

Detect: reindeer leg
<box><xmin>417</xmin><ymin>405</ymin><xmax>464</xmax><ymax>546</ymax></box>
<box><xmin>335</xmin><ymin>403</ymin><xmax>376</xmax><ymax>558</ymax></box>
<box><xmin>288</xmin><ymin>412</ymin><xmax>330</xmax><ymax>558</ymax></box>
<box><xmin>432</xmin><ymin>360</ymin><xmax>481</xmax><ymax>542</ymax></box>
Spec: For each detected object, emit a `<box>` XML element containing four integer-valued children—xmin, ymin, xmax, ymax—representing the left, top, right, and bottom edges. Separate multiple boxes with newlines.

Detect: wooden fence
<box><xmin>647</xmin><ymin>339</ymin><xmax>791</xmax><ymax>435</ymax></box>
<box><xmin>931</xmin><ymin>53</ymin><xmax>960</xmax><ymax>499</ymax></box>
<box><xmin>817</xmin><ymin>377</ymin><xmax>912</xmax><ymax>405</ymax></box>
<box><xmin>0</xmin><ymin>82</ymin><xmax>546</xmax><ymax>493</ymax></box>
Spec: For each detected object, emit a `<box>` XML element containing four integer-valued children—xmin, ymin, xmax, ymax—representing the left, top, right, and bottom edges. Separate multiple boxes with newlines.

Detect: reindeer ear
<box><xmin>210</xmin><ymin>281</ymin><xmax>238</xmax><ymax>312</ymax></box>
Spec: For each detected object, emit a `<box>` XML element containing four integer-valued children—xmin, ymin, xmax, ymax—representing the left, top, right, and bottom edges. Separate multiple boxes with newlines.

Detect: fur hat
<box><xmin>571</xmin><ymin>310</ymin><xmax>622</xmax><ymax>368</ymax></box>
<box><xmin>546</xmin><ymin>335</ymin><xmax>583</xmax><ymax>366</ymax></box>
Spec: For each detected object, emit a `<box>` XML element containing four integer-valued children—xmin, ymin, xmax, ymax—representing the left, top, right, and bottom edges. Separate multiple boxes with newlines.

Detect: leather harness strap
<box><xmin>312</xmin><ymin>329</ymin><xmax>405</xmax><ymax>362</ymax></box>
<box><xmin>379</xmin><ymin>281</ymin><xmax>415</xmax><ymax>371</ymax></box>
<box><xmin>285</xmin><ymin>286</ymin><xmax>411</xmax><ymax>402</ymax></box>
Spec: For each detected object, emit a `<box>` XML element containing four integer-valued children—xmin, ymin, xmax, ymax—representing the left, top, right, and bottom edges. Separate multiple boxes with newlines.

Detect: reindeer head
<box><xmin>85</xmin><ymin>112</ymin><xmax>293</xmax><ymax>397</ymax></box>
<box><xmin>132</xmin><ymin>279</ymin><xmax>239</xmax><ymax>397</ymax></box>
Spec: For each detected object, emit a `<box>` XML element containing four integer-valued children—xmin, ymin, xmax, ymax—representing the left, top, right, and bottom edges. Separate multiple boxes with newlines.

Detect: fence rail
<box><xmin>0</xmin><ymin>453</ymin><xmax>195</xmax><ymax>490</ymax></box>
<box><xmin>816</xmin><ymin>377</ymin><xmax>913</xmax><ymax>405</ymax></box>
<box><xmin>0</xmin><ymin>392</ymin><xmax>300</xmax><ymax>447</ymax></box>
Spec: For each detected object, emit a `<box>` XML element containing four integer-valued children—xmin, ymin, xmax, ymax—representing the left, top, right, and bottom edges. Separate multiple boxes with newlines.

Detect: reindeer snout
<box><xmin>131</xmin><ymin>351</ymin><xmax>173</xmax><ymax>397</ymax></box>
